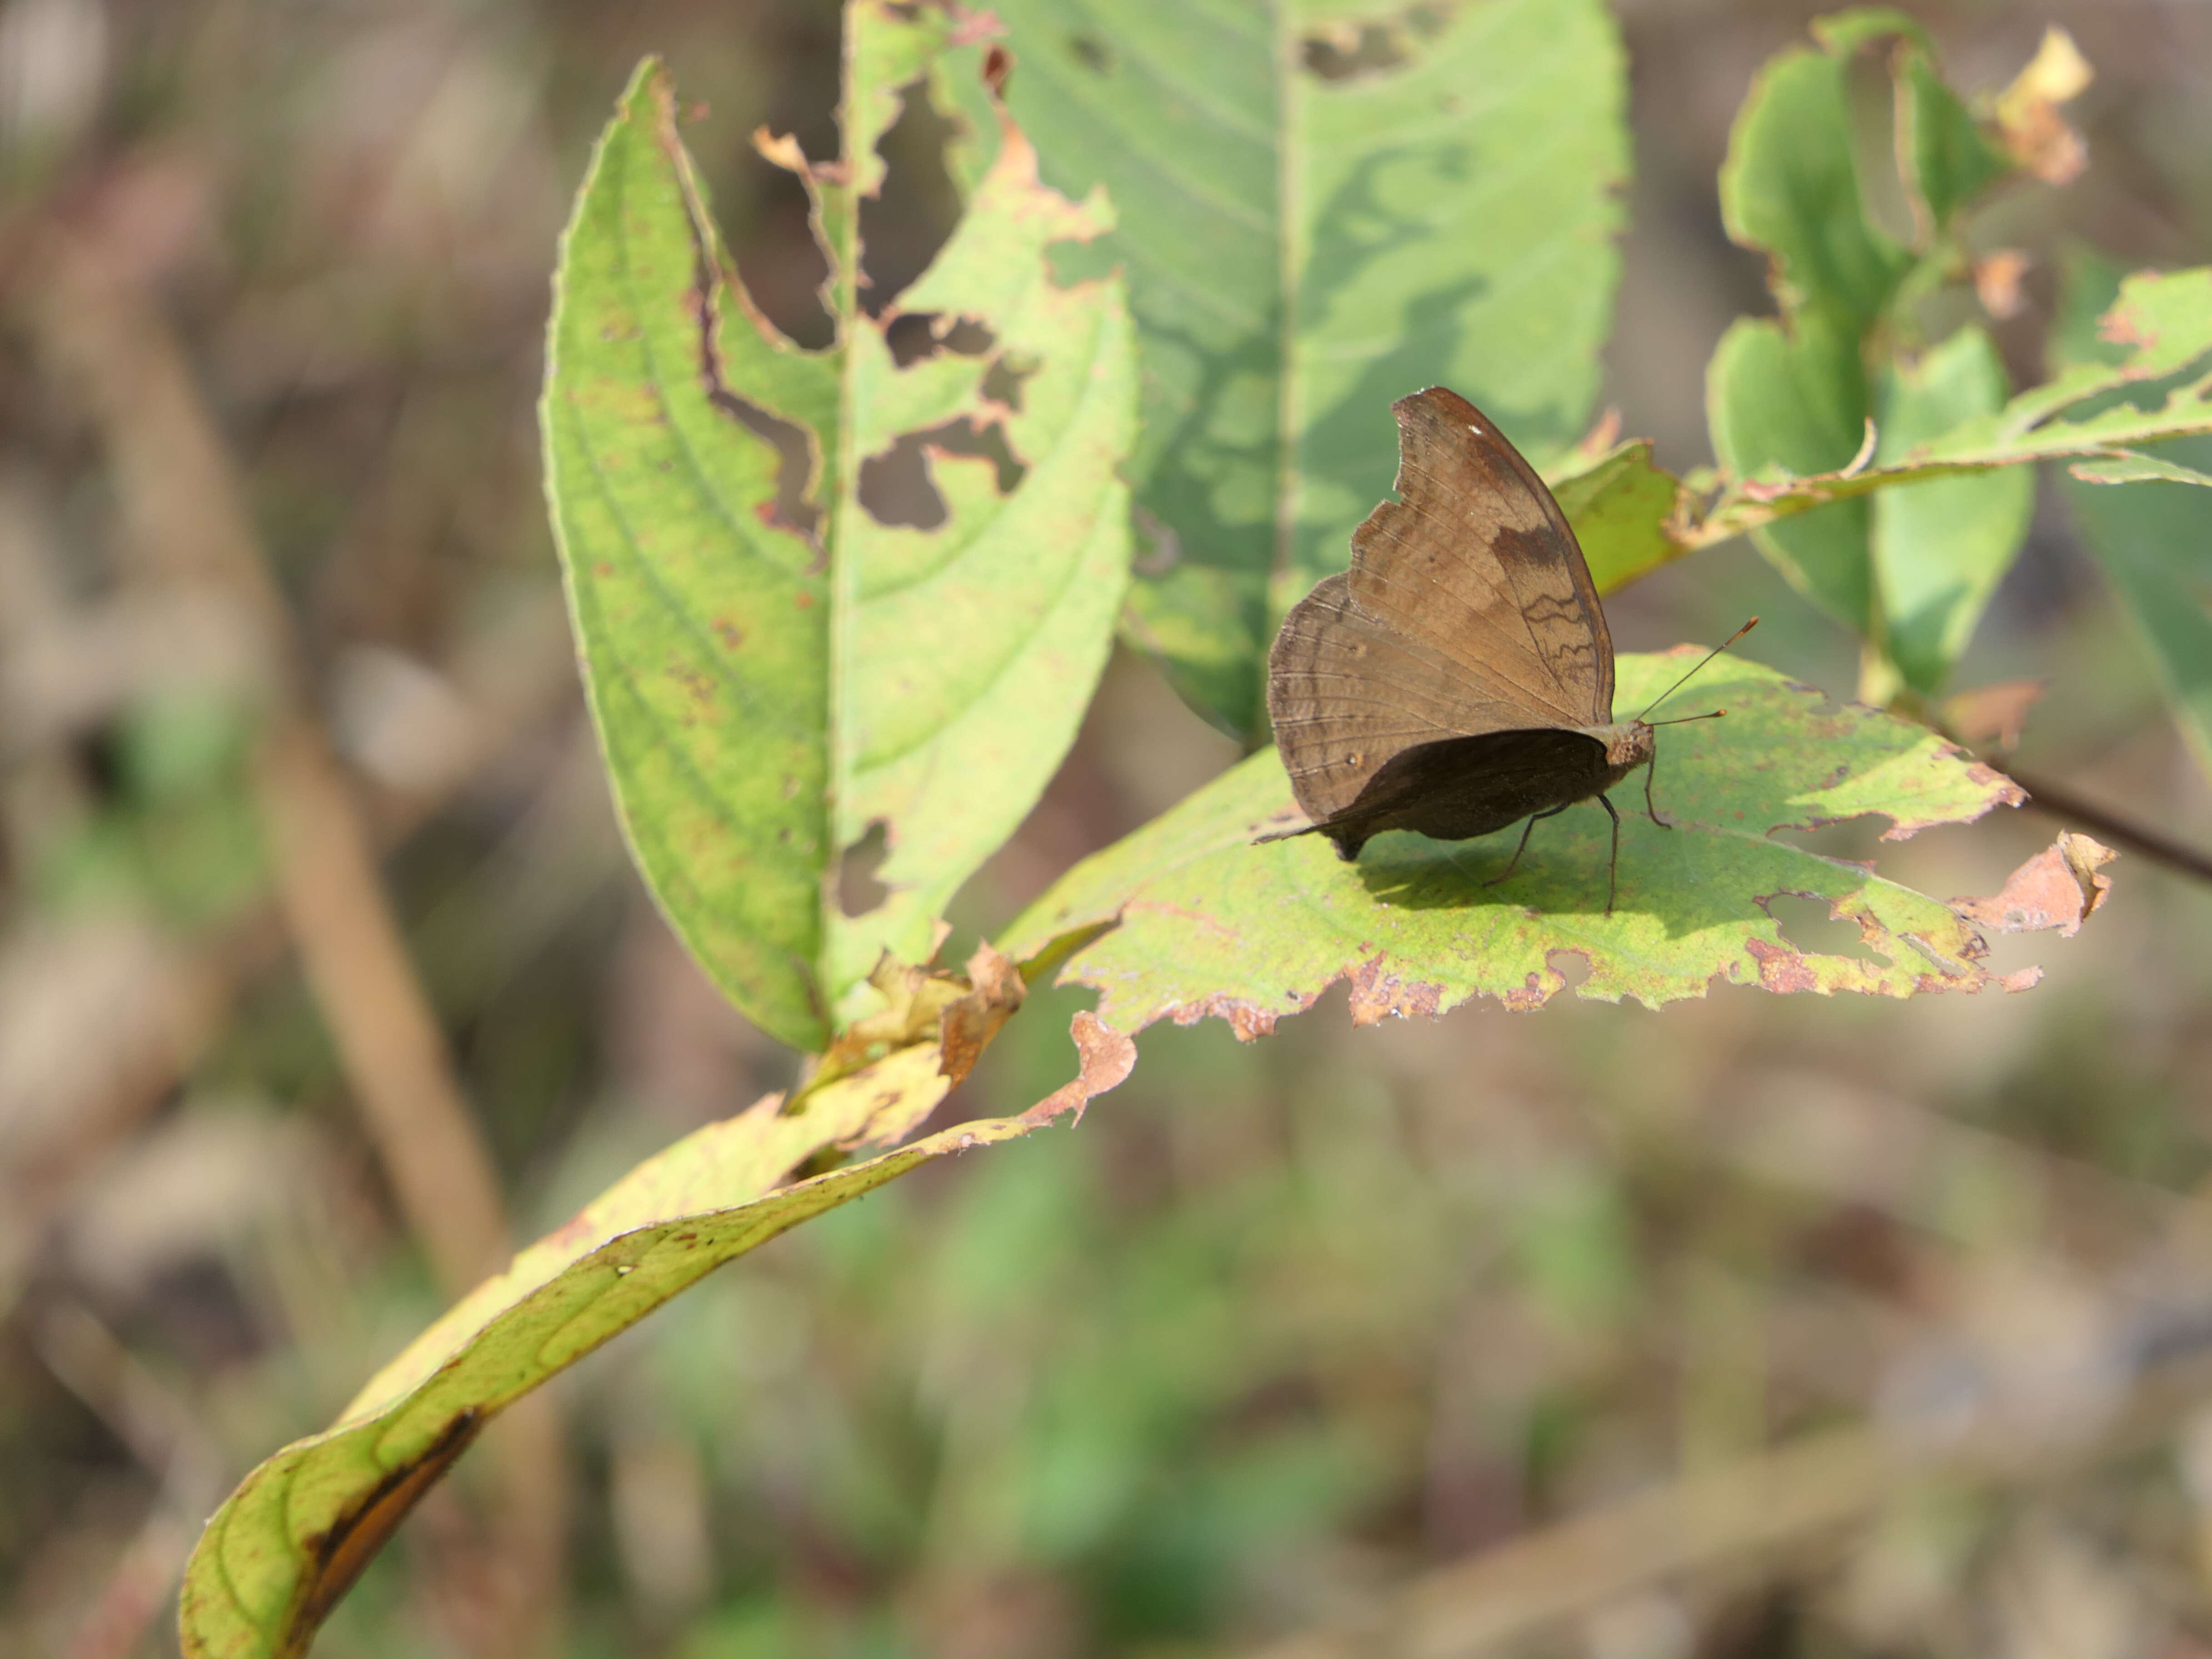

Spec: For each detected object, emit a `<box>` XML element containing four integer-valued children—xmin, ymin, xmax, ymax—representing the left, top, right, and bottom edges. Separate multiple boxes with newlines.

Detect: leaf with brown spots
<box><xmin>1001</xmin><ymin>653</ymin><xmax>2091</xmax><ymax>1037</ymax></box>
<box><xmin>542</xmin><ymin>10</ymin><xmax>1134</xmax><ymax>1052</ymax></box>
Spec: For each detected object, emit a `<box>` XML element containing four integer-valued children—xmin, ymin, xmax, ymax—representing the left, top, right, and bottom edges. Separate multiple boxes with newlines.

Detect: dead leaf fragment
<box><xmin>1952</xmin><ymin>831</ymin><xmax>2115</xmax><ymax>938</ymax></box>
<box><xmin>937</xmin><ymin>941</ymin><xmax>1027</xmax><ymax>1086</ymax></box>
<box><xmin>1992</xmin><ymin>27</ymin><xmax>2092</xmax><ymax>185</ymax></box>
<box><xmin>794</xmin><ymin>940</ymin><xmax>1032</xmax><ymax>1148</ymax></box>
<box><xmin>1014</xmin><ymin>1010</ymin><xmax>1135</xmax><ymax>1128</ymax></box>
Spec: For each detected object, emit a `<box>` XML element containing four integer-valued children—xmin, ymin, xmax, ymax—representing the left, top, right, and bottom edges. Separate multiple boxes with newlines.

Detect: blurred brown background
<box><xmin>4</xmin><ymin>1</ymin><xmax>2212</xmax><ymax>1656</ymax></box>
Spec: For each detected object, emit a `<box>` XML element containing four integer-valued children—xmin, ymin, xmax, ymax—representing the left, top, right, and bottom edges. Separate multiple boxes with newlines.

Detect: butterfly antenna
<box><xmin>1636</xmin><ymin>617</ymin><xmax>1759</xmax><ymax>722</ymax></box>
<box><xmin>1649</xmin><ymin>709</ymin><xmax>1726</xmax><ymax>727</ymax></box>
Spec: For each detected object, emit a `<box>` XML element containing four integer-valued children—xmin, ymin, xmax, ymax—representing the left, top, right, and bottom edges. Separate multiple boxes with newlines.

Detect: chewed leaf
<box><xmin>176</xmin><ymin>975</ymin><xmax>1136</xmax><ymax>1659</ymax></box>
<box><xmin>1702</xmin><ymin>16</ymin><xmax>2059</xmax><ymax>678</ymax></box>
<box><xmin>1001</xmin><ymin>654</ymin><xmax>2069</xmax><ymax>1036</ymax></box>
<box><xmin>543</xmin><ymin>10</ymin><xmax>1135</xmax><ymax>1051</ymax></box>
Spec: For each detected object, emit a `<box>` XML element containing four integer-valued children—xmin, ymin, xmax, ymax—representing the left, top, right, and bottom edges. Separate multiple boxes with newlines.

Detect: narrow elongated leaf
<box><xmin>1002</xmin><ymin>653</ymin><xmax>2089</xmax><ymax>1035</ymax></box>
<box><xmin>966</xmin><ymin>0</ymin><xmax>1627</xmax><ymax>738</ymax></box>
<box><xmin>543</xmin><ymin>11</ymin><xmax>1134</xmax><ymax>1050</ymax></box>
<box><xmin>177</xmin><ymin>954</ymin><xmax>1137</xmax><ymax>1659</ymax></box>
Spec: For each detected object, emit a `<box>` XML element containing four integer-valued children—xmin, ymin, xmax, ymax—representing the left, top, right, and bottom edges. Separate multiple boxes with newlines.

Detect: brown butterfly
<box><xmin>1259</xmin><ymin>386</ymin><xmax>1749</xmax><ymax>914</ymax></box>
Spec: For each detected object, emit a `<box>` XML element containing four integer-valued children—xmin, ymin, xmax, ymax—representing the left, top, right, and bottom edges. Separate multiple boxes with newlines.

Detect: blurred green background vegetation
<box><xmin>5</xmin><ymin>1</ymin><xmax>2212</xmax><ymax>1656</ymax></box>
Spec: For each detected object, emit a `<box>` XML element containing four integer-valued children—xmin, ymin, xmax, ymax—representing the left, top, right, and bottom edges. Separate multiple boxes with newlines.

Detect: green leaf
<box><xmin>1708</xmin><ymin>312</ymin><xmax>1875</xmax><ymax>629</ymax></box>
<box><xmin>542</xmin><ymin>16</ymin><xmax>1135</xmax><ymax>1051</ymax></box>
<box><xmin>1003</xmin><ymin>652</ymin><xmax>2074</xmax><ymax>1033</ymax></box>
<box><xmin>1545</xmin><ymin>439</ymin><xmax>1690</xmax><ymax>595</ymax></box>
<box><xmin>1871</xmin><ymin>325</ymin><xmax>2031</xmax><ymax>694</ymax></box>
<box><xmin>1705</xmin><ymin>14</ymin><xmax>2029</xmax><ymax>664</ymax></box>
<box><xmin>1717</xmin><ymin>30</ymin><xmax>1910</xmax><ymax>330</ymax></box>
<box><xmin>177</xmin><ymin>960</ymin><xmax>1137</xmax><ymax>1659</ymax></box>
<box><xmin>978</xmin><ymin>0</ymin><xmax>1629</xmax><ymax>738</ymax></box>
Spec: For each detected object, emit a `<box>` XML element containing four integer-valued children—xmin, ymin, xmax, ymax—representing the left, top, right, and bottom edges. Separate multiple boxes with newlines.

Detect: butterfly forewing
<box><xmin>1269</xmin><ymin>387</ymin><xmax>1615</xmax><ymax>830</ymax></box>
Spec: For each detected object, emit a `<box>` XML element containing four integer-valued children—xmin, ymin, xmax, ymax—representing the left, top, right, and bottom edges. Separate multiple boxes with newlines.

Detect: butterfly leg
<box><xmin>1599</xmin><ymin>793</ymin><xmax>1623</xmax><ymax>916</ymax></box>
<box><xmin>1644</xmin><ymin>747</ymin><xmax>1674</xmax><ymax>829</ymax></box>
<box><xmin>1482</xmin><ymin>804</ymin><xmax>1568</xmax><ymax>889</ymax></box>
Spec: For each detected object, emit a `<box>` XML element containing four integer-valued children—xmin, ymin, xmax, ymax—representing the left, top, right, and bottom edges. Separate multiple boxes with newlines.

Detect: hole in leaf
<box><xmin>1762</xmin><ymin>894</ymin><xmax>1886</xmax><ymax>963</ymax></box>
<box><xmin>883</xmin><ymin>311</ymin><xmax>939</xmax><ymax>367</ymax></box>
<box><xmin>1545</xmin><ymin>948</ymin><xmax>1592</xmax><ymax>992</ymax></box>
<box><xmin>860</xmin><ymin>77</ymin><xmax>963</xmax><ymax>314</ymax></box>
<box><xmin>1766</xmin><ymin>816</ymin><xmax>1884</xmax><ymax>865</ymax></box>
<box><xmin>730</xmin><ymin>54</ymin><xmax>839</xmax><ymax>357</ymax></box>
<box><xmin>857</xmin><ymin>419</ymin><xmax>1027</xmax><ymax>529</ymax></box>
<box><xmin>941</xmin><ymin>317</ymin><xmax>995</xmax><ymax>357</ymax></box>
<box><xmin>1068</xmin><ymin>32</ymin><xmax>1113</xmax><ymax>75</ymax></box>
<box><xmin>1301</xmin><ymin>5</ymin><xmax>1445</xmax><ymax>82</ymax></box>
<box><xmin>705</xmin><ymin>386</ymin><xmax>821</xmax><ymax>546</ymax></box>
<box><xmin>882</xmin><ymin>312</ymin><xmax>998</xmax><ymax>368</ymax></box>
<box><xmin>838</xmin><ymin>820</ymin><xmax>891</xmax><ymax>917</ymax></box>
<box><xmin>980</xmin><ymin>349</ymin><xmax>1037</xmax><ymax>412</ymax></box>
<box><xmin>728</xmin><ymin>164</ymin><xmax>836</xmax><ymax>350</ymax></box>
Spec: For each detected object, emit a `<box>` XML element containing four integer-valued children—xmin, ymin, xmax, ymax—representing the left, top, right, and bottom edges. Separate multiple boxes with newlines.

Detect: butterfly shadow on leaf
<box><xmin>1347</xmin><ymin>806</ymin><xmax>1788</xmax><ymax>940</ymax></box>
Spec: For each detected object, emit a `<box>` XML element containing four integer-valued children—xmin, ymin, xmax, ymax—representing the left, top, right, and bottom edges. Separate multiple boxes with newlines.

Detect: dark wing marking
<box><xmin>1267</xmin><ymin>388</ymin><xmax>1614</xmax><ymax>826</ymax></box>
